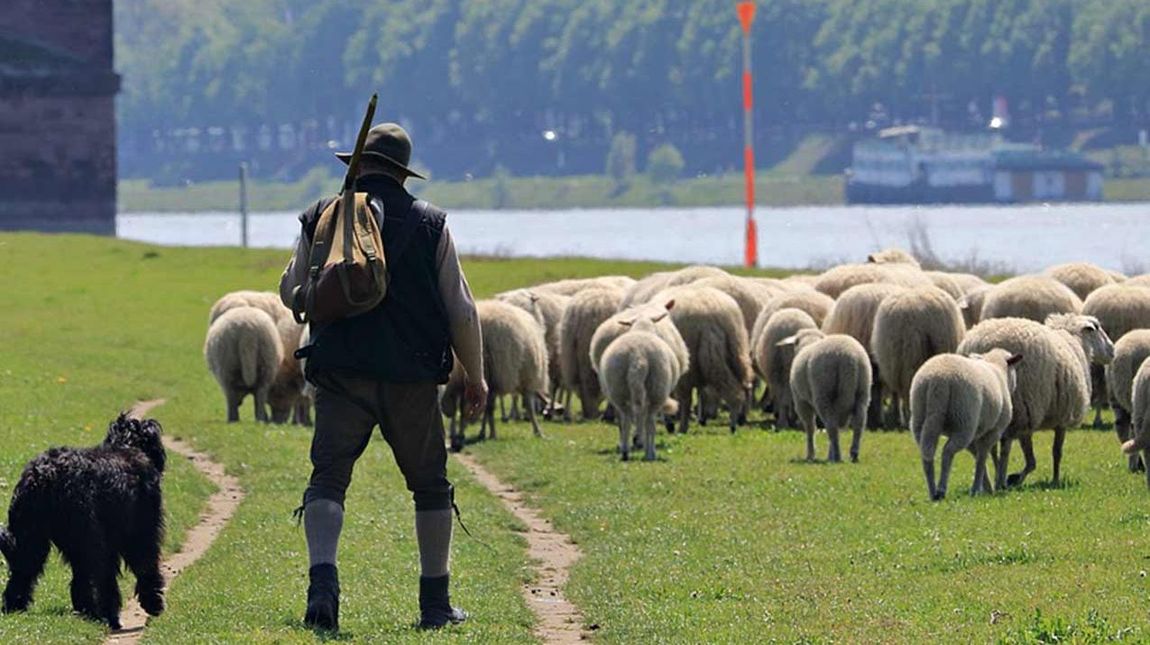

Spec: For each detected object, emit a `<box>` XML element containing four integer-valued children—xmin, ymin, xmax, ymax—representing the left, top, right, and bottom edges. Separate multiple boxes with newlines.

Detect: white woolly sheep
<box><xmin>497</xmin><ymin>288</ymin><xmax>571</xmax><ymax>416</ymax></box>
<box><xmin>871</xmin><ymin>287</ymin><xmax>966</xmax><ymax>426</ymax></box>
<box><xmin>692</xmin><ymin>275</ymin><xmax>765</xmax><ymax>337</ymax></box>
<box><xmin>866</xmin><ymin>248</ymin><xmax>921</xmax><ymax>268</ymax></box>
<box><xmin>1081</xmin><ymin>284</ymin><xmax>1150</xmax><ymax>427</ymax></box>
<box><xmin>1044</xmin><ymin>262</ymin><xmax>1117</xmax><ymax>301</ymax></box>
<box><xmin>590</xmin><ymin>301</ymin><xmax>689</xmax><ymax>378</ymax></box>
<box><xmin>814</xmin><ymin>263</ymin><xmax>932</xmax><ymax>299</ymax></box>
<box><xmin>958</xmin><ymin>284</ymin><xmax>991</xmax><ymax>329</ymax></box>
<box><xmin>268</xmin><ymin>315</ymin><xmax>311</xmax><ymax>425</ymax></box>
<box><xmin>654</xmin><ymin>285</ymin><xmax>753</xmax><ymax>434</ymax></box>
<box><xmin>558</xmin><ymin>287</ymin><xmax>625</xmax><ymax>420</ymax></box>
<box><xmin>466</xmin><ymin>300</ymin><xmax>550</xmax><ymax>443</ymax></box>
<box><xmin>209</xmin><ymin>290</ymin><xmax>291</xmax><ymax>326</ymax></box>
<box><xmin>948</xmin><ymin>272</ymin><xmax>990</xmax><ymax>295</ymax></box>
<box><xmin>781</xmin><ymin>329</ymin><xmax>872</xmax><ymax>463</ymax></box>
<box><xmin>781</xmin><ymin>274</ymin><xmax>819</xmax><ymax>290</ymax></box>
<box><xmin>924</xmin><ymin>271</ymin><xmax>964</xmax><ymax>301</ymax></box>
<box><xmin>619</xmin><ymin>265</ymin><xmax>729</xmax><ymax>309</ymax></box>
<box><xmin>533</xmin><ymin>276</ymin><xmax>635</xmax><ymax>297</ymax></box>
<box><xmin>751</xmin><ymin>290</ymin><xmax>836</xmax><ymax>344</ymax></box>
<box><xmin>1121</xmin><ymin>358</ymin><xmax>1150</xmax><ymax>488</ymax></box>
<box><xmin>979</xmin><ymin>275</ymin><xmax>1083</xmax><ymax>323</ymax></box>
<box><xmin>910</xmin><ymin>349</ymin><xmax>1022</xmax><ymax>500</ymax></box>
<box><xmin>1125</xmin><ymin>274</ymin><xmax>1150</xmax><ymax>288</ymax></box>
<box><xmin>598</xmin><ymin>318</ymin><xmax>683</xmax><ymax>461</ymax></box>
<box><xmin>752</xmin><ymin>308</ymin><xmax>819</xmax><ymax>428</ymax></box>
<box><xmin>958</xmin><ymin>314</ymin><xmax>1113</xmax><ymax>488</ymax></box>
<box><xmin>204</xmin><ymin>306</ymin><xmax>283</xmax><ymax>423</ymax></box>
<box><xmin>1107</xmin><ymin>330</ymin><xmax>1150</xmax><ymax>472</ymax></box>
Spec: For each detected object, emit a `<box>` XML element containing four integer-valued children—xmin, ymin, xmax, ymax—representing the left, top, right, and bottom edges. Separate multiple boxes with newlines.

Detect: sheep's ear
<box><xmin>957</xmin><ymin>297</ymin><xmax>970</xmax><ymax>310</ymax></box>
<box><xmin>776</xmin><ymin>335</ymin><xmax>798</xmax><ymax>348</ymax></box>
<box><xmin>619</xmin><ymin>320</ymin><xmax>634</xmax><ymax>328</ymax></box>
<box><xmin>1007</xmin><ymin>353</ymin><xmax>1024</xmax><ymax>366</ymax></box>
<box><xmin>664</xmin><ymin>299</ymin><xmax>676</xmax><ymax>311</ymax></box>
<box><xmin>528</xmin><ymin>291</ymin><xmax>540</xmax><ymax>303</ymax></box>
<box><xmin>866</xmin><ymin>253</ymin><xmax>877</xmax><ymax>263</ymax></box>
<box><xmin>651</xmin><ymin>311</ymin><xmax>669</xmax><ymax>323</ymax></box>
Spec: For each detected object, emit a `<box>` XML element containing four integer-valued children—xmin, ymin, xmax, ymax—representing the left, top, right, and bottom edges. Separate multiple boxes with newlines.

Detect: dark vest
<box><xmin>299</xmin><ymin>175</ymin><xmax>454</xmax><ymax>383</ymax></box>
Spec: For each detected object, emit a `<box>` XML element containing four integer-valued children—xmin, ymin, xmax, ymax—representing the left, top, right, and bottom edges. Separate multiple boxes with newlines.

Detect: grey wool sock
<box><xmin>415</xmin><ymin>509</ymin><xmax>453</xmax><ymax>578</ymax></box>
<box><xmin>304</xmin><ymin>499</ymin><xmax>344</xmax><ymax>567</ymax></box>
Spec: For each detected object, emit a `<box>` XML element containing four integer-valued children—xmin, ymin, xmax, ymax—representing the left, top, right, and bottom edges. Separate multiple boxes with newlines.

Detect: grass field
<box><xmin>0</xmin><ymin>234</ymin><xmax>1147</xmax><ymax>643</ymax></box>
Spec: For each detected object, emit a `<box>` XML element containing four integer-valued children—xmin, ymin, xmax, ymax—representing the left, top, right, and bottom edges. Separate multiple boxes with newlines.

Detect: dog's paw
<box><xmin>138</xmin><ymin>590</ymin><xmax>165</xmax><ymax>616</ymax></box>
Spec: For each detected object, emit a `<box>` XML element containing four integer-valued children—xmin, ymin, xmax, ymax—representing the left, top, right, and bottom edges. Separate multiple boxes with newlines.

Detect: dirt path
<box><xmin>452</xmin><ymin>452</ymin><xmax>589</xmax><ymax>643</ymax></box>
<box><xmin>105</xmin><ymin>400</ymin><xmax>245</xmax><ymax>644</ymax></box>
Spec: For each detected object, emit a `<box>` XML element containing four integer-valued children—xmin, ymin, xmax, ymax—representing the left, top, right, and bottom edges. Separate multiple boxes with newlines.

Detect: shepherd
<box><xmin>280</xmin><ymin>103</ymin><xmax>487</xmax><ymax>631</ymax></box>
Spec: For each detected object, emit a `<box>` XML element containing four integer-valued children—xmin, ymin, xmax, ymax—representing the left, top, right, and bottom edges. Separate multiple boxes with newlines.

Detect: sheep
<box><xmin>910</xmin><ymin>349</ymin><xmax>1023</xmax><ymax>500</ymax></box>
<box><xmin>1125</xmin><ymin>274</ymin><xmax>1150</xmax><ymax>288</ymax></box>
<box><xmin>496</xmin><ymin>288</ymin><xmax>571</xmax><ymax>417</ymax></box>
<box><xmin>949</xmin><ymin>272</ymin><xmax>990</xmax><ymax>295</ymax></box>
<box><xmin>1106</xmin><ymin>330</ymin><xmax>1150</xmax><ymax>472</ymax></box>
<box><xmin>1044</xmin><ymin>262</ymin><xmax>1117</xmax><ymax>301</ymax></box>
<box><xmin>558</xmin><ymin>287</ymin><xmax>625</xmax><ymax>420</ymax></box>
<box><xmin>619</xmin><ymin>265</ymin><xmax>729</xmax><ymax>309</ymax></box>
<box><xmin>598</xmin><ymin>318</ymin><xmax>683</xmax><ymax>461</ymax></box>
<box><xmin>814</xmin><ymin>263</ymin><xmax>932</xmax><ymax>299</ymax></box>
<box><xmin>752</xmin><ymin>309</ymin><xmax>819</xmax><ymax>428</ymax></box>
<box><xmin>957</xmin><ymin>284</ymin><xmax>991</xmax><ymax>329</ymax></box>
<box><xmin>268</xmin><ymin>315</ymin><xmax>311</xmax><ymax>425</ymax></box>
<box><xmin>866</xmin><ymin>248</ymin><xmax>921</xmax><ymax>268</ymax></box>
<box><xmin>871</xmin><ymin>287</ymin><xmax>966</xmax><ymax>427</ymax></box>
<box><xmin>924</xmin><ymin>271</ymin><xmax>964</xmax><ymax>301</ymax></box>
<box><xmin>1081</xmin><ymin>284</ymin><xmax>1150</xmax><ymax>428</ymax></box>
<box><xmin>821</xmin><ymin>283</ymin><xmax>907</xmax><ymax>428</ymax></box>
<box><xmin>781</xmin><ymin>274</ymin><xmax>820</xmax><ymax>290</ymax></box>
<box><xmin>957</xmin><ymin>314</ymin><xmax>1113</xmax><ymax>488</ymax></box>
<box><xmin>533</xmin><ymin>276</ymin><xmax>635</xmax><ymax>297</ymax></box>
<box><xmin>778</xmin><ymin>329</ymin><xmax>872</xmax><ymax>463</ymax></box>
<box><xmin>468</xmin><ymin>300</ymin><xmax>550</xmax><ymax>443</ymax></box>
<box><xmin>978</xmin><ymin>275</ymin><xmax>1083</xmax><ymax>323</ymax></box>
<box><xmin>590</xmin><ymin>301</ymin><xmax>689</xmax><ymax>379</ymax></box>
<box><xmin>1110</xmin><ymin>270</ymin><xmax>1129</xmax><ymax>283</ymax></box>
<box><xmin>1120</xmin><ymin>358</ymin><xmax>1150</xmax><ymax>489</ymax></box>
<box><xmin>692</xmin><ymin>275</ymin><xmax>765</xmax><ymax>337</ymax></box>
<box><xmin>208</xmin><ymin>290</ymin><xmax>291</xmax><ymax>326</ymax></box>
<box><xmin>204</xmin><ymin>306</ymin><xmax>283</xmax><ymax>423</ymax></box>
<box><xmin>750</xmin><ymin>290</ymin><xmax>835</xmax><ymax>344</ymax></box>
<box><xmin>653</xmin><ymin>285</ymin><xmax>753</xmax><ymax>434</ymax></box>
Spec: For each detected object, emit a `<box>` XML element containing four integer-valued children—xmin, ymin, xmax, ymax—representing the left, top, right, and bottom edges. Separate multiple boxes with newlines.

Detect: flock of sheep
<box><xmin>200</xmin><ymin>251</ymin><xmax>1150</xmax><ymax>501</ymax></box>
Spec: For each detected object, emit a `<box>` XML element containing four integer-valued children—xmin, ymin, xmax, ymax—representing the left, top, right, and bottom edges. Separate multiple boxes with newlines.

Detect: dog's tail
<box><xmin>0</xmin><ymin>524</ymin><xmax>14</xmax><ymax>560</ymax></box>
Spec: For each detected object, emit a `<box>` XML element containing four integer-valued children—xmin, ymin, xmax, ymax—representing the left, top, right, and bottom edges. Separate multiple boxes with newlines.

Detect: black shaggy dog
<box><xmin>0</xmin><ymin>413</ymin><xmax>166</xmax><ymax>629</ymax></box>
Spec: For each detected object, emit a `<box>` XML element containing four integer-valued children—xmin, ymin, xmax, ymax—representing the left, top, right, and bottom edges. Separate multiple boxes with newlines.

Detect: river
<box><xmin>116</xmin><ymin>202</ymin><xmax>1150</xmax><ymax>274</ymax></box>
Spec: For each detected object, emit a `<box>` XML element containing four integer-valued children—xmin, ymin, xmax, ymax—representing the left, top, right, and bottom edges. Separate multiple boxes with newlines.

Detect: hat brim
<box><xmin>335</xmin><ymin>151</ymin><xmax>426</xmax><ymax>180</ymax></box>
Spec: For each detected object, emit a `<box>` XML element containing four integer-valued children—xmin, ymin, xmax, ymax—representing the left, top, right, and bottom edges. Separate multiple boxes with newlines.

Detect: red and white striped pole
<box><xmin>737</xmin><ymin>2</ymin><xmax>758</xmax><ymax>268</ymax></box>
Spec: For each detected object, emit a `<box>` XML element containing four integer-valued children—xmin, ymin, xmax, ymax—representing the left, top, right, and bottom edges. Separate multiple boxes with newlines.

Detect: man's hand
<box><xmin>464</xmin><ymin>379</ymin><xmax>489</xmax><ymax>419</ymax></box>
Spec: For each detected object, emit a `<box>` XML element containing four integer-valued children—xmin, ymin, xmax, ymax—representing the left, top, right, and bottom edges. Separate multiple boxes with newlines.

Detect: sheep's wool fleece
<box><xmin>789</xmin><ymin>334</ymin><xmax>872</xmax><ymax>429</ymax></box>
<box><xmin>821</xmin><ymin>283</ymin><xmax>907</xmax><ymax>352</ymax></box>
<box><xmin>475</xmin><ymin>300</ymin><xmax>549</xmax><ymax>395</ymax></box>
<box><xmin>1044</xmin><ymin>262</ymin><xmax>1117</xmax><ymax>301</ymax></box>
<box><xmin>909</xmin><ymin>352</ymin><xmax>1014</xmax><ymax>450</ymax></box>
<box><xmin>871</xmin><ymin>286</ymin><xmax>965</xmax><ymax>399</ymax></box>
<box><xmin>1082</xmin><ymin>284</ymin><xmax>1150</xmax><ymax>342</ymax></box>
<box><xmin>979</xmin><ymin>276</ymin><xmax>1083</xmax><ymax>323</ymax></box>
<box><xmin>204</xmin><ymin>306</ymin><xmax>283</xmax><ymax>390</ymax></box>
<box><xmin>1105</xmin><ymin>330</ymin><xmax>1150</xmax><ymax>412</ymax></box>
<box><xmin>957</xmin><ymin>317</ymin><xmax>1088</xmax><ymax>434</ymax></box>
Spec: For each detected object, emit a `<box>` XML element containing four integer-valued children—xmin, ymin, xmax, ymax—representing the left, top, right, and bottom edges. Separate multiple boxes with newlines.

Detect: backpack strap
<box><xmin>383</xmin><ymin>199</ymin><xmax>429</xmax><ymax>277</ymax></box>
<box><xmin>292</xmin><ymin>197</ymin><xmax>341</xmax><ymax>324</ymax></box>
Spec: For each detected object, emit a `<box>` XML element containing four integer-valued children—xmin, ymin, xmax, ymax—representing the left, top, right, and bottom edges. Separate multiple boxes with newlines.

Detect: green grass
<box><xmin>466</xmin><ymin>417</ymin><xmax>1150</xmax><ymax>643</ymax></box>
<box><xmin>2</xmin><ymin>233</ymin><xmax>1145</xmax><ymax>642</ymax></box>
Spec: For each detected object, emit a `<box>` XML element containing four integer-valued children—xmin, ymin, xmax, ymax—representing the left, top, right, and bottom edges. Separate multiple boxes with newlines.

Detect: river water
<box><xmin>116</xmin><ymin>202</ymin><xmax>1150</xmax><ymax>274</ymax></box>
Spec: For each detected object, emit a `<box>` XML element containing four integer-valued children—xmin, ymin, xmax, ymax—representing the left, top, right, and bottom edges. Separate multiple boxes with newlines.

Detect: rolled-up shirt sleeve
<box><xmin>279</xmin><ymin>233</ymin><xmax>310</xmax><ymax>309</ymax></box>
<box><xmin>436</xmin><ymin>223</ymin><xmax>484</xmax><ymax>383</ymax></box>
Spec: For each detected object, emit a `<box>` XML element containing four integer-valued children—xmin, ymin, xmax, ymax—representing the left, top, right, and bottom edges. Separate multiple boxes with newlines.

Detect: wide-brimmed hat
<box><xmin>335</xmin><ymin>123</ymin><xmax>426</xmax><ymax>179</ymax></box>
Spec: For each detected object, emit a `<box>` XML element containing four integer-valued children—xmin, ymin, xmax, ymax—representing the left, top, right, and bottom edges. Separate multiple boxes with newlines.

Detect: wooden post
<box><xmin>239</xmin><ymin>162</ymin><xmax>249</xmax><ymax>248</ymax></box>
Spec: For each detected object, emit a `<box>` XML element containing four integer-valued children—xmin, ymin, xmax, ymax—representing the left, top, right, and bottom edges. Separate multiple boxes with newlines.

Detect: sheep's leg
<box><xmin>526</xmin><ymin>393</ymin><xmax>543</xmax><ymax>438</ymax></box>
<box><xmin>971</xmin><ymin>443</ymin><xmax>991</xmax><ymax>496</ymax></box>
<box><xmin>996</xmin><ymin>437</ymin><xmax>1013</xmax><ymax>491</ymax></box>
<box><xmin>498</xmin><ymin>396</ymin><xmax>506</xmax><ymax>423</ymax></box>
<box><xmin>849</xmin><ymin>410</ymin><xmax>865</xmax><ymax>463</ymax></box>
<box><xmin>826</xmin><ymin>424</ymin><xmax>842</xmax><ymax>463</ymax></box>
<box><xmin>1093</xmin><ymin>405</ymin><xmax>1105</xmax><ymax>429</ymax></box>
<box><xmin>1116</xmin><ymin>406</ymin><xmax>1143</xmax><ymax>472</ymax></box>
<box><xmin>1006</xmin><ymin>434</ymin><xmax>1037</xmax><ymax>487</ymax></box>
<box><xmin>922</xmin><ymin>458</ymin><xmax>937</xmax><ymax>501</ymax></box>
<box><xmin>618</xmin><ymin>415</ymin><xmax>630</xmax><ymax>461</ymax></box>
<box><xmin>562</xmin><ymin>387</ymin><xmax>573</xmax><ymax>423</ymax></box>
<box><xmin>867</xmin><ymin>376</ymin><xmax>883</xmax><ymax>430</ymax></box>
<box><xmin>254</xmin><ymin>387</ymin><xmax>270</xmax><ymax>423</ymax></box>
<box><xmin>1143</xmin><ymin>448</ymin><xmax>1150</xmax><ymax>490</ymax></box>
<box><xmin>677</xmin><ymin>387</ymin><xmax>691</xmax><ymax>435</ymax></box>
<box><xmin>226</xmin><ymin>390</ymin><xmax>242</xmax><ymax>425</ymax></box>
<box><xmin>797</xmin><ymin>402</ymin><xmax>817</xmax><ymax>462</ymax></box>
<box><xmin>1051</xmin><ymin>426</ymin><xmax>1066</xmax><ymax>486</ymax></box>
<box><xmin>644</xmin><ymin>414</ymin><xmax>657</xmax><ymax>462</ymax></box>
<box><xmin>935</xmin><ymin>437</ymin><xmax>961</xmax><ymax>501</ymax></box>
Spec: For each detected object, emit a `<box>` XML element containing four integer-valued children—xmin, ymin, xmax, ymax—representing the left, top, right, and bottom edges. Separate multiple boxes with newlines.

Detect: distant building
<box><xmin>847</xmin><ymin>126</ymin><xmax>1104</xmax><ymax>205</ymax></box>
<box><xmin>0</xmin><ymin>0</ymin><xmax>119</xmax><ymax>234</ymax></box>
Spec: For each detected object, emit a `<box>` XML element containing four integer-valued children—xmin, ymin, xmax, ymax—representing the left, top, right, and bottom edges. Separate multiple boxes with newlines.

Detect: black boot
<box><xmin>418</xmin><ymin>574</ymin><xmax>467</xmax><ymax>629</ymax></box>
<box><xmin>304</xmin><ymin>564</ymin><xmax>339</xmax><ymax>631</ymax></box>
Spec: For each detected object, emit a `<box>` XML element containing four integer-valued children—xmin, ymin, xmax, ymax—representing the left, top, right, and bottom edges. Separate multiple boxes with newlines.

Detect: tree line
<box><xmin>114</xmin><ymin>0</ymin><xmax>1150</xmax><ymax>179</ymax></box>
